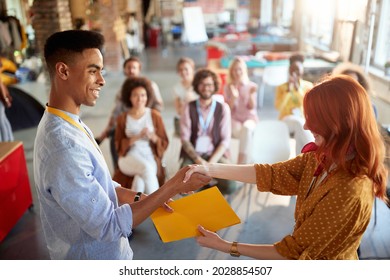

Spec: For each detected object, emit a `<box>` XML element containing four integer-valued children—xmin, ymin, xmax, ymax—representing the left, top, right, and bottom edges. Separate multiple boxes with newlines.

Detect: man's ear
<box><xmin>56</xmin><ymin>62</ymin><xmax>69</xmax><ymax>80</ymax></box>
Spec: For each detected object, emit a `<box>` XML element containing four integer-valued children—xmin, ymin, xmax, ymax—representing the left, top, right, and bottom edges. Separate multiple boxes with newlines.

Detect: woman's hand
<box><xmin>139</xmin><ymin>127</ymin><xmax>149</xmax><ymax>138</ymax></box>
<box><xmin>183</xmin><ymin>164</ymin><xmax>210</xmax><ymax>183</ymax></box>
<box><xmin>229</xmin><ymin>84</ymin><xmax>239</xmax><ymax>99</ymax></box>
<box><xmin>196</xmin><ymin>225</ymin><xmax>230</xmax><ymax>252</ymax></box>
<box><xmin>288</xmin><ymin>71</ymin><xmax>300</xmax><ymax>91</ymax></box>
<box><xmin>147</xmin><ymin>131</ymin><xmax>158</xmax><ymax>143</ymax></box>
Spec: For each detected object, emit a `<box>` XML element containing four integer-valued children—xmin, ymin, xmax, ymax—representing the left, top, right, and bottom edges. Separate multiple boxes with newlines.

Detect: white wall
<box><xmin>369</xmin><ymin>71</ymin><xmax>390</xmax><ymax>124</ymax></box>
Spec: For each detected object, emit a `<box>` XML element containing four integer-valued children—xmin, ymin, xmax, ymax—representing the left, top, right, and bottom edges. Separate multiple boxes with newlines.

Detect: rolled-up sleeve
<box><xmin>254</xmin><ymin>154</ymin><xmax>312</xmax><ymax>196</ymax></box>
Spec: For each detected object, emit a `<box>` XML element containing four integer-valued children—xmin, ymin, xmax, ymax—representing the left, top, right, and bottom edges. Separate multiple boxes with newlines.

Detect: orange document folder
<box><xmin>150</xmin><ymin>186</ymin><xmax>241</xmax><ymax>243</ymax></box>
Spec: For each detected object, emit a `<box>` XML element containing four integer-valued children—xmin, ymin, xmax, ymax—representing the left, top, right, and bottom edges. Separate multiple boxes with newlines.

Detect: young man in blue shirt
<box><xmin>33</xmin><ymin>30</ymin><xmax>210</xmax><ymax>260</ymax></box>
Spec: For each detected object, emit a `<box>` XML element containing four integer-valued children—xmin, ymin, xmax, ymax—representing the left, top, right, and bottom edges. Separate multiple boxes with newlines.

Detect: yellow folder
<box><xmin>150</xmin><ymin>186</ymin><xmax>241</xmax><ymax>243</ymax></box>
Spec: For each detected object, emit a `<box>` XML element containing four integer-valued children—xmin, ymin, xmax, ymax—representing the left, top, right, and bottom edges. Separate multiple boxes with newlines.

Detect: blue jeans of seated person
<box><xmin>180</xmin><ymin>154</ymin><xmax>237</xmax><ymax>194</ymax></box>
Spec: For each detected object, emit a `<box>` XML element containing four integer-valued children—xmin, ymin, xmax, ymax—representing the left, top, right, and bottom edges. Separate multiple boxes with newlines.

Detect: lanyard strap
<box><xmin>46</xmin><ymin>106</ymin><xmax>102</xmax><ymax>154</ymax></box>
<box><xmin>196</xmin><ymin>99</ymin><xmax>216</xmax><ymax>134</ymax></box>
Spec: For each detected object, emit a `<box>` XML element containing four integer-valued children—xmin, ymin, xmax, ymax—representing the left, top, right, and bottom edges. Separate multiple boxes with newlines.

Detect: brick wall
<box><xmin>31</xmin><ymin>0</ymin><xmax>73</xmax><ymax>56</ymax></box>
<box><xmin>99</xmin><ymin>0</ymin><xmax>123</xmax><ymax>72</ymax></box>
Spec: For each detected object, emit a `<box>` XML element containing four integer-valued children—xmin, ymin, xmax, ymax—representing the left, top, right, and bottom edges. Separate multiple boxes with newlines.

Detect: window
<box><xmin>301</xmin><ymin>0</ymin><xmax>336</xmax><ymax>50</ymax></box>
<box><xmin>373</xmin><ymin>0</ymin><xmax>390</xmax><ymax>69</ymax></box>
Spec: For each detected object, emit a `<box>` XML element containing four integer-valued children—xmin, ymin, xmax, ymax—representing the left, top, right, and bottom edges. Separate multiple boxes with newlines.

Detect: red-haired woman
<box><xmin>184</xmin><ymin>75</ymin><xmax>388</xmax><ymax>259</ymax></box>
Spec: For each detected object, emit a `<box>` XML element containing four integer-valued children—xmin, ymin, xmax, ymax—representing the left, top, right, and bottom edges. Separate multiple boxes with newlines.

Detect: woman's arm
<box><xmin>174</xmin><ymin>96</ymin><xmax>183</xmax><ymax>116</ymax></box>
<box><xmin>247</xmin><ymin>84</ymin><xmax>258</xmax><ymax>110</ymax></box>
<box><xmin>115</xmin><ymin>114</ymin><xmax>128</xmax><ymax>156</ymax></box>
<box><xmin>150</xmin><ymin>110</ymin><xmax>169</xmax><ymax>157</ymax></box>
<box><xmin>115</xmin><ymin>113</ymin><xmax>142</xmax><ymax>156</ymax></box>
<box><xmin>196</xmin><ymin>226</ymin><xmax>286</xmax><ymax>260</ymax></box>
<box><xmin>225</xmin><ymin>84</ymin><xmax>238</xmax><ymax>110</ymax></box>
<box><xmin>184</xmin><ymin>163</ymin><xmax>257</xmax><ymax>184</ymax></box>
<box><xmin>208</xmin><ymin>143</ymin><xmax>227</xmax><ymax>164</ymax></box>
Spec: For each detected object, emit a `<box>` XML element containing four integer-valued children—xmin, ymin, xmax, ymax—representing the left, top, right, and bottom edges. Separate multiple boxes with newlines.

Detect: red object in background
<box><xmin>263</xmin><ymin>52</ymin><xmax>290</xmax><ymax>61</ymax></box>
<box><xmin>206</xmin><ymin>46</ymin><xmax>225</xmax><ymax>60</ymax></box>
<box><xmin>0</xmin><ymin>142</ymin><xmax>33</xmax><ymax>242</ymax></box>
<box><xmin>148</xmin><ymin>27</ymin><xmax>161</xmax><ymax>48</ymax></box>
<box><xmin>218</xmin><ymin>72</ymin><xmax>227</xmax><ymax>94</ymax></box>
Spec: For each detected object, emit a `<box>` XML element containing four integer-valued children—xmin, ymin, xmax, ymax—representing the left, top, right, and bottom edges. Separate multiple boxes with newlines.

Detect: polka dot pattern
<box><xmin>255</xmin><ymin>152</ymin><xmax>374</xmax><ymax>259</ymax></box>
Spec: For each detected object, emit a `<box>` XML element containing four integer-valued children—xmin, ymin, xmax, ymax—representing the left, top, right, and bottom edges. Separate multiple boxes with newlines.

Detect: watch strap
<box><xmin>230</xmin><ymin>241</ymin><xmax>240</xmax><ymax>257</ymax></box>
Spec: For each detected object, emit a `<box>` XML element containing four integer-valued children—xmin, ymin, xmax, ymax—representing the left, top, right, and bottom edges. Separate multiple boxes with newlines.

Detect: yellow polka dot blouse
<box><xmin>255</xmin><ymin>152</ymin><xmax>374</xmax><ymax>260</ymax></box>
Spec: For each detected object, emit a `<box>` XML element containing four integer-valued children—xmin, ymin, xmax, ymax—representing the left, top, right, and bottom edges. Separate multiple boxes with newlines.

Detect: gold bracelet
<box><xmin>230</xmin><ymin>241</ymin><xmax>240</xmax><ymax>257</ymax></box>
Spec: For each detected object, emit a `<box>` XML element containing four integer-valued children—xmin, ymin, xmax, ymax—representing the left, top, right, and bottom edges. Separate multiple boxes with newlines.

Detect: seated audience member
<box><xmin>113</xmin><ymin>77</ymin><xmax>169</xmax><ymax>193</ymax></box>
<box><xmin>332</xmin><ymin>62</ymin><xmax>378</xmax><ymax>119</ymax></box>
<box><xmin>225</xmin><ymin>57</ymin><xmax>258</xmax><ymax>164</ymax></box>
<box><xmin>275</xmin><ymin>53</ymin><xmax>314</xmax><ymax>155</ymax></box>
<box><xmin>173</xmin><ymin>57</ymin><xmax>198</xmax><ymax>136</ymax></box>
<box><xmin>180</xmin><ymin>68</ymin><xmax>236</xmax><ymax>194</ymax></box>
<box><xmin>96</xmin><ymin>56</ymin><xmax>164</xmax><ymax>169</ymax></box>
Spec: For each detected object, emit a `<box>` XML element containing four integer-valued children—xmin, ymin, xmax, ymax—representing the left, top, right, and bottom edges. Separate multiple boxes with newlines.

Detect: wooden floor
<box><xmin>1</xmin><ymin>44</ymin><xmax>389</xmax><ymax>260</ymax></box>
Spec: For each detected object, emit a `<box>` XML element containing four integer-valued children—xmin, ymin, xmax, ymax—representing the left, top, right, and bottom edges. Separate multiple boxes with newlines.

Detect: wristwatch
<box><xmin>134</xmin><ymin>192</ymin><xmax>142</xmax><ymax>202</ymax></box>
<box><xmin>230</xmin><ymin>241</ymin><xmax>241</xmax><ymax>257</ymax></box>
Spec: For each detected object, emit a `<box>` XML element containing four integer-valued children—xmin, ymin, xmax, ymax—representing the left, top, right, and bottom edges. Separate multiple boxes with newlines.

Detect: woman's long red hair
<box><xmin>303</xmin><ymin>75</ymin><xmax>388</xmax><ymax>201</ymax></box>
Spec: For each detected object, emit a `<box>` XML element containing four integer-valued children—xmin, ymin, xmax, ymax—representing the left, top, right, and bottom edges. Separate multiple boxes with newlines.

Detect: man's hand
<box><xmin>167</xmin><ymin>166</ymin><xmax>211</xmax><ymax>194</ymax></box>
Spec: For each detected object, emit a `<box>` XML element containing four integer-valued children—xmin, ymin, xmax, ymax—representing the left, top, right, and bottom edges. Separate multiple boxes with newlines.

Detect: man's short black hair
<box><xmin>44</xmin><ymin>30</ymin><xmax>105</xmax><ymax>75</ymax></box>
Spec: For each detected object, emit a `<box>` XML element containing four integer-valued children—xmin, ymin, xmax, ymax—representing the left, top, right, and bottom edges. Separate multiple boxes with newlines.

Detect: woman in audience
<box><xmin>225</xmin><ymin>57</ymin><xmax>258</xmax><ymax>164</ymax></box>
<box><xmin>275</xmin><ymin>54</ymin><xmax>314</xmax><ymax>155</ymax></box>
<box><xmin>173</xmin><ymin>57</ymin><xmax>198</xmax><ymax>136</ymax></box>
<box><xmin>184</xmin><ymin>75</ymin><xmax>388</xmax><ymax>259</ymax></box>
<box><xmin>113</xmin><ymin>77</ymin><xmax>169</xmax><ymax>194</ymax></box>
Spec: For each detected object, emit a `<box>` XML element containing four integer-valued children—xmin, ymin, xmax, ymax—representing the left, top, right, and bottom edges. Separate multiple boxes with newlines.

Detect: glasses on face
<box><xmin>199</xmin><ymin>82</ymin><xmax>214</xmax><ymax>88</ymax></box>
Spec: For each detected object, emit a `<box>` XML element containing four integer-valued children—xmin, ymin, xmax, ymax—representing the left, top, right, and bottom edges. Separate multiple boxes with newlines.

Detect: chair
<box><xmin>5</xmin><ymin>86</ymin><xmax>45</xmax><ymax>131</ymax></box>
<box><xmin>229</xmin><ymin>138</ymin><xmax>240</xmax><ymax>164</ymax></box>
<box><xmin>254</xmin><ymin>65</ymin><xmax>289</xmax><ymax>110</ymax></box>
<box><xmin>250</xmin><ymin>120</ymin><xmax>290</xmax><ymax>164</ymax></box>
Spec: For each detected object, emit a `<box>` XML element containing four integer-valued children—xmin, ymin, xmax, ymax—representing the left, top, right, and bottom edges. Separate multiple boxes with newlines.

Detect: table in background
<box><xmin>0</xmin><ymin>141</ymin><xmax>33</xmax><ymax>242</ymax></box>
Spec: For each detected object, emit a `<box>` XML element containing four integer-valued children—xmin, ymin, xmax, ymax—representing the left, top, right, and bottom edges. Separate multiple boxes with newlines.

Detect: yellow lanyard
<box><xmin>46</xmin><ymin>106</ymin><xmax>102</xmax><ymax>154</ymax></box>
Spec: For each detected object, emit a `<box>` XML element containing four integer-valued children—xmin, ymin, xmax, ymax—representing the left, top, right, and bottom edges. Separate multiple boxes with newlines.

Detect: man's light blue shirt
<box><xmin>34</xmin><ymin>110</ymin><xmax>133</xmax><ymax>259</ymax></box>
